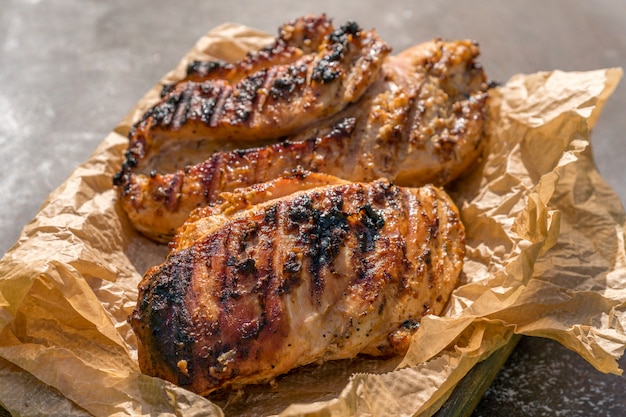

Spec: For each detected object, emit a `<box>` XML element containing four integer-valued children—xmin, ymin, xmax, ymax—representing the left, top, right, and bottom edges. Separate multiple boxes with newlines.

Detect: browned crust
<box><xmin>181</xmin><ymin>15</ymin><xmax>335</xmax><ymax>85</ymax></box>
<box><xmin>114</xmin><ymin>18</ymin><xmax>488</xmax><ymax>244</ymax></box>
<box><xmin>114</xmin><ymin>17</ymin><xmax>390</xmax><ymax>181</ymax></box>
<box><xmin>129</xmin><ymin>179</ymin><xmax>465</xmax><ymax>395</ymax></box>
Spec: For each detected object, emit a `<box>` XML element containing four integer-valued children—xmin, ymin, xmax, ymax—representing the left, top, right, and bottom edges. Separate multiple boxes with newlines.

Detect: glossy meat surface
<box><xmin>180</xmin><ymin>14</ymin><xmax>335</xmax><ymax>84</ymax></box>
<box><xmin>115</xmin><ymin>25</ymin><xmax>488</xmax><ymax>242</ymax></box>
<box><xmin>129</xmin><ymin>173</ymin><xmax>466</xmax><ymax>395</ymax></box>
<box><xmin>116</xmin><ymin>15</ymin><xmax>390</xmax><ymax>176</ymax></box>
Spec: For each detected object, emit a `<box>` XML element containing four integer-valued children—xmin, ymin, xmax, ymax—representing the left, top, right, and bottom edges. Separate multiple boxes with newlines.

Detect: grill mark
<box><xmin>183</xmin><ymin>15</ymin><xmax>333</xmax><ymax>85</ymax></box>
<box><xmin>134</xmin><ymin>249</ymin><xmax>196</xmax><ymax>386</ymax></box>
<box><xmin>234</xmin><ymin>69</ymin><xmax>267</xmax><ymax>124</ymax></box>
<box><xmin>216</xmin><ymin>221</ymin><xmax>262</xmax><ymax>362</ymax></box>
<box><xmin>255</xmin><ymin>65</ymin><xmax>278</xmax><ymax>117</ymax></box>
<box><xmin>275</xmin><ymin>201</ymin><xmax>302</xmax><ymax>295</ymax></box>
<box><xmin>343</xmin><ymin>182</ymin><xmax>395</xmax><ymax>314</ymax></box>
<box><xmin>217</xmin><ymin>209</ymin><xmax>289</xmax><ymax>363</ymax></box>
<box><xmin>234</xmin><ymin>215</ymin><xmax>283</xmax><ymax>343</ymax></box>
<box><xmin>287</xmin><ymin>193</ymin><xmax>314</xmax><ymax>225</ymax></box>
<box><xmin>347</xmin><ymin>185</ymin><xmax>380</xmax><ymax>308</ymax></box>
<box><xmin>269</xmin><ymin>62</ymin><xmax>307</xmax><ymax>101</ymax></box>
<box><xmin>402</xmin><ymin>78</ymin><xmax>427</xmax><ymax>144</ymax></box>
<box><xmin>311</xmin><ymin>21</ymin><xmax>361</xmax><ymax>84</ymax></box>
<box><xmin>259</xmin><ymin>204</ymin><xmax>288</xmax><ymax>344</ymax></box>
<box><xmin>209</xmin><ymin>84</ymin><xmax>231</xmax><ymax>128</ymax></box>
<box><xmin>186</xmin><ymin>59</ymin><xmax>232</xmax><ymax>81</ymax></box>
<box><xmin>395</xmin><ymin>188</ymin><xmax>412</xmax><ymax>283</ymax></box>
<box><xmin>217</xmin><ymin>226</ymin><xmax>236</xmax><ymax>312</ymax></box>
<box><xmin>426</xmin><ymin>188</ymin><xmax>439</xmax><ymax>290</ymax></box>
<box><xmin>312</xmin><ymin>191</ymin><xmax>347</xmax><ymax>299</ymax></box>
<box><xmin>149</xmin><ymin>93</ymin><xmax>178</xmax><ymax>126</ymax></box>
<box><xmin>171</xmin><ymin>83</ymin><xmax>194</xmax><ymax>130</ymax></box>
<box><xmin>413</xmin><ymin>190</ymin><xmax>436</xmax><ymax>290</ymax></box>
<box><xmin>397</xmin><ymin>188</ymin><xmax>417</xmax><ymax>291</ymax></box>
<box><xmin>194</xmin><ymin>216</ymin><xmax>288</xmax><ymax>378</ymax></box>
<box><xmin>355</xmin><ymin>203</ymin><xmax>385</xmax><ymax>253</ymax></box>
<box><xmin>240</xmin><ymin>219</ymin><xmax>267</xmax><ymax>342</ymax></box>
<box><xmin>286</xmin><ymin>190</ymin><xmax>352</xmax><ymax>301</ymax></box>
<box><xmin>263</xmin><ymin>204</ymin><xmax>278</xmax><ymax>225</ymax></box>
<box><xmin>199</xmin><ymin>84</ymin><xmax>220</xmax><ymax>125</ymax></box>
<box><xmin>253</xmin><ymin>216</ymin><xmax>275</xmax><ymax>302</ymax></box>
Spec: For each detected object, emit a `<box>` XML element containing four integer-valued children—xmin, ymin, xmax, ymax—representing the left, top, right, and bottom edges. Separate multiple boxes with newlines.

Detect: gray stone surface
<box><xmin>1</xmin><ymin>0</ymin><xmax>625</xmax><ymax>415</ymax></box>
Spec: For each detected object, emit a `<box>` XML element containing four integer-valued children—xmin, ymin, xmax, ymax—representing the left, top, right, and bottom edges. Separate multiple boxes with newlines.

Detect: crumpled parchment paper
<box><xmin>0</xmin><ymin>22</ymin><xmax>624</xmax><ymax>417</ymax></box>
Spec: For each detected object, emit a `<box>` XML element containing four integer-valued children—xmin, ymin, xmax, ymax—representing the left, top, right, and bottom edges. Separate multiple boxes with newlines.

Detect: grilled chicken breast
<box><xmin>118</xmin><ymin>16</ymin><xmax>390</xmax><ymax>175</ymax></box>
<box><xmin>129</xmin><ymin>173</ymin><xmax>466</xmax><ymax>396</ymax></box>
<box><xmin>115</xmin><ymin>28</ymin><xmax>487</xmax><ymax>242</ymax></box>
<box><xmin>180</xmin><ymin>14</ymin><xmax>335</xmax><ymax>85</ymax></box>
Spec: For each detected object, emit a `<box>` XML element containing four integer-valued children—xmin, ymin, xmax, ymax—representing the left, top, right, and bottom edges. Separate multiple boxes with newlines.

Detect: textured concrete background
<box><xmin>1</xmin><ymin>0</ymin><xmax>625</xmax><ymax>415</ymax></box>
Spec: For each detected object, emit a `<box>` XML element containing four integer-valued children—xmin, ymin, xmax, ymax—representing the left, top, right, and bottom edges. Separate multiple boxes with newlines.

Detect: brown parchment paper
<box><xmin>1</xmin><ymin>23</ymin><xmax>625</xmax><ymax>417</ymax></box>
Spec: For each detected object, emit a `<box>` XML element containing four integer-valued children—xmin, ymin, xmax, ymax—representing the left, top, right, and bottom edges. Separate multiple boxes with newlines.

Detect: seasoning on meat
<box><xmin>129</xmin><ymin>172</ymin><xmax>466</xmax><ymax>396</ymax></box>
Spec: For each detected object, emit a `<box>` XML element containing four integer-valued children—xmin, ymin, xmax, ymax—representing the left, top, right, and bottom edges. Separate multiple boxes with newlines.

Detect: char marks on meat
<box><xmin>114</xmin><ymin>16</ymin><xmax>488</xmax><ymax>242</ymax></box>
<box><xmin>115</xmin><ymin>15</ymin><xmax>390</xmax><ymax>195</ymax></box>
<box><xmin>129</xmin><ymin>173</ymin><xmax>466</xmax><ymax>396</ymax></box>
<box><xmin>122</xmin><ymin>14</ymin><xmax>479</xmax><ymax>397</ymax></box>
<box><xmin>181</xmin><ymin>15</ymin><xmax>334</xmax><ymax>85</ymax></box>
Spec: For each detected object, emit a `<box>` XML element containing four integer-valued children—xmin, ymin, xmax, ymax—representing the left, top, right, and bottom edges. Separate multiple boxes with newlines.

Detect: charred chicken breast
<box><xmin>114</xmin><ymin>16</ymin><xmax>488</xmax><ymax>242</ymax></box>
<box><xmin>118</xmin><ymin>15</ymin><xmax>390</xmax><ymax>176</ymax></box>
<box><xmin>129</xmin><ymin>173</ymin><xmax>466</xmax><ymax>396</ymax></box>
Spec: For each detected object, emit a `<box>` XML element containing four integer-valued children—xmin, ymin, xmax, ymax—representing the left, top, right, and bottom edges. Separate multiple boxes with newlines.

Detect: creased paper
<box><xmin>0</xmin><ymin>23</ymin><xmax>624</xmax><ymax>417</ymax></box>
